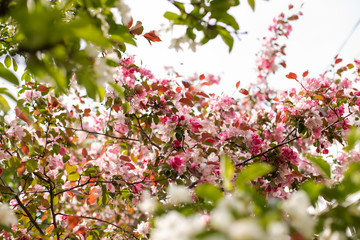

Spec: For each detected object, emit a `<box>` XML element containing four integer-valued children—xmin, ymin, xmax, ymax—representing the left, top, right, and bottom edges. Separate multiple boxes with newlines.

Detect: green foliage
<box><xmin>220</xmin><ymin>154</ymin><xmax>235</xmax><ymax>191</ymax></box>
<box><xmin>236</xmin><ymin>162</ymin><xmax>273</xmax><ymax>189</ymax></box>
<box><xmin>304</xmin><ymin>154</ymin><xmax>331</xmax><ymax>179</ymax></box>
<box><xmin>195</xmin><ymin>184</ymin><xmax>223</xmax><ymax>204</ymax></box>
<box><xmin>345</xmin><ymin>127</ymin><xmax>360</xmax><ymax>151</ymax></box>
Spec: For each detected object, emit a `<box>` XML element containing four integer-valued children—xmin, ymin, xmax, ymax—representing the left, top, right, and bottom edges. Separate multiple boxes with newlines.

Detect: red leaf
<box><xmin>179</xmin><ymin>98</ymin><xmax>194</xmax><ymax>107</ymax></box>
<box><xmin>288</xmin><ymin>14</ymin><xmax>299</xmax><ymax>20</ymax></box>
<box><xmin>182</xmin><ymin>81</ymin><xmax>191</xmax><ymax>88</ymax></box>
<box><xmin>120</xmin><ymin>155</ymin><xmax>131</xmax><ymax>162</ymax></box>
<box><xmin>84</xmin><ymin>108</ymin><xmax>91</xmax><ymax>116</ymax></box>
<box><xmin>302</xmin><ymin>70</ymin><xmax>309</xmax><ymax>78</ymax></box>
<box><xmin>21</xmin><ymin>142</ymin><xmax>29</xmax><ymax>156</ymax></box>
<box><xmin>75</xmin><ymin>226</ymin><xmax>87</xmax><ymax>238</ymax></box>
<box><xmin>82</xmin><ymin>148</ymin><xmax>88</xmax><ymax>158</ymax></box>
<box><xmin>239</xmin><ymin>89</ymin><xmax>249</xmax><ymax>95</ymax></box>
<box><xmin>15</xmin><ymin>106</ymin><xmax>31</xmax><ymax>125</ymax></box>
<box><xmin>38</xmin><ymin>85</ymin><xmax>49</xmax><ymax>92</ymax></box>
<box><xmin>151</xmin><ymin>83</ymin><xmax>160</xmax><ymax>91</ymax></box>
<box><xmin>286</xmin><ymin>72</ymin><xmax>297</xmax><ymax>79</ymax></box>
<box><xmin>288</xmin><ymin>4</ymin><xmax>294</xmax><ymax>9</ymax></box>
<box><xmin>275</xmin><ymin>112</ymin><xmax>281</xmax><ymax>123</ymax></box>
<box><xmin>113</xmin><ymin>105</ymin><xmax>120</xmax><ymax>112</ymax></box>
<box><xmin>196</xmin><ymin>91</ymin><xmax>209</xmax><ymax>98</ymax></box>
<box><xmin>239</xmin><ymin>122</ymin><xmax>251</xmax><ymax>130</ymax></box>
<box><xmin>199</xmin><ymin>74</ymin><xmax>205</xmax><ymax>80</ymax></box>
<box><xmin>185</xmin><ymin>92</ymin><xmax>194</xmax><ymax>100</ymax></box>
<box><xmin>273</xmin><ymin>97</ymin><xmax>279</xmax><ymax>102</ymax></box>
<box><xmin>130</xmin><ymin>21</ymin><xmax>144</xmax><ymax>35</ymax></box>
<box><xmin>335</xmin><ymin>58</ymin><xmax>343</xmax><ymax>64</ymax></box>
<box><xmin>68</xmin><ymin>216</ymin><xmax>80</xmax><ymax>230</ymax></box>
<box><xmin>144</xmin><ymin>31</ymin><xmax>161</xmax><ymax>45</ymax></box>
<box><xmin>280</xmin><ymin>61</ymin><xmax>287</xmax><ymax>68</ymax></box>
<box><xmin>236</xmin><ymin>81</ymin><xmax>240</xmax><ymax>88</ymax></box>
<box><xmin>45</xmin><ymin>225</ymin><xmax>55</xmax><ymax>234</ymax></box>
<box><xmin>127</xmin><ymin>17</ymin><xmax>133</xmax><ymax>28</ymax></box>
<box><xmin>87</xmin><ymin>188</ymin><xmax>99</xmax><ymax>205</ymax></box>
<box><xmin>17</xmin><ymin>162</ymin><xmax>26</xmax><ymax>176</ymax></box>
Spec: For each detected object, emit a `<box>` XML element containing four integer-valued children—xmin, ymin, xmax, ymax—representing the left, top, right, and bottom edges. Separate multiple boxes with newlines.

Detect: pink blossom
<box><xmin>190</xmin><ymin>118</ymin><xmax>202</xmax><ymax>133</ymax></box>
<box><xmin>312</xmin><ymin>128</ymin><xmax>322</xmax><ymax>139</ymax></box>
<box><xmin>218</xmin><ymin>132</ymin><xmax>228</xmax><ymax>142</ymax></box>
<box><xmin>172</xmin><ymin>140</ymin><xmax>181</xmax><ymax>148</ymax></box>
<box><xmin>169</xmin><ymin>156</ymin><xmax>183</xmax><ymax>171</ymax></box>
<box><xmin>59</xmin><ymin>147</ymin><xmax>67</xmax><ymax>156</ymax></box>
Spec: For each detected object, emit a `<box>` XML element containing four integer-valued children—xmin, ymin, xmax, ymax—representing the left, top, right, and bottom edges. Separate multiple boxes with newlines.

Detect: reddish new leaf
<box><xmin>17</xmin><ymin>162</ymin><xmax>26</xmax><ymax>176</ymax></box>
<box><xmin>182</xmin><ymin>81</ymin><xmax>191</xmax><ymax>88</ymax></box>
<box><xmin>84</xmin><ymin>108</ymin><xmax>91</xmax><ymax>116</ymax></box>
<box><xmin>75</xmin><ymin>226</ymin><xmax>87</xmax><ymax>238</ymax></box>
<box><xmin>239</xmin><ymin>89</ymin><xmax>249</xmax><ymax>95</ymax></box>
<box><xmin>239</xmin><ymin>122</ymin><xmax>251</xmax><ymax>130</ymax></box>
<box><xmin>179</xmin><ymin>98</ymin><xmax>194</xmax><ymax>107</ymax></box>
<box><xmin>185</xmin><ymin>92</ymin><xmax>194</xmax><ymax>100</ymax></box>
<box><xmin>144</xmin><ymin>31</ymin><xmax>161</xmax><ymax>45</ymax></box>
<box><xmin>15</xmin><ymin>106</ymin><xmax>31</xmax><ymax>125</ymax></box>
<box><xmin>86</xmin><ymin>188</ymin><xmax>99</xmax><ymax>205</ymax></box>
<box><xmin>335</xmin><ymin>58</ymin><xmax>343</xmax><ymax>64</ymax></box>
<box><xmin>286</xmin><ymin>72</ymin><xmax>297</xmax><ymax>79</ymax></box>
<box><xmin>236</xmin><ymin>81</ymin><xmax>240</xmax><ymax>88</ymax></box>
<box><xmin>127</xmin><ymin>17</ymin><xmax>133</xmax><ymax>28</ymax></box>
<box><xmin>196</xmin><ymin>91</ymin><xmax>209</xmax><ymax>98</ymax></box>
<box><xmin>130</xmin><ymin>21</ymin><xmax>144</xmax><ymax>35</ymax></box>
<box><xmin>68</xmin><ymin>216</ymin><xmax>80</xmax><ymax>230</ymax></box>
<box><xmin>38</xmin><ymin>85</ymin><xmax>49</xmax><ymax>92</ymax></box>
<box><xmin>302</xmin><ymin>70</ymin><xmax>309</xmax><ymax>78</ymax></box>
<box><xmin>21</xmin><ymin>142</ymin><xmax>29</xmax><ymax>156</ymax></box>
<box><xmin>199</xmin><ymin>74</ymin><xmax>205</xmax><ymax>80</ymax></box>
<box><xmin>120</xmin><ymin>155</ymin><xmax>131</xmax><ymax>162</ymax></box>
<box><xmin>45</xmin><ymin>225</ymin><xmax>55</xmax><ymax>234</ymax></box>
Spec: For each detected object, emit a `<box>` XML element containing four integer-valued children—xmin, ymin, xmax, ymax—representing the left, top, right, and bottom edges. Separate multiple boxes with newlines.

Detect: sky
<box><xmin>126</xmin><ymin>0</ymin><xmax>360</xmax><ymax>95</ymax></box>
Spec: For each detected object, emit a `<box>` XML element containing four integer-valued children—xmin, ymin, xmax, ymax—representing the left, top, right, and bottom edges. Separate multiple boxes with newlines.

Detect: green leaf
<box><xmin>66</xmin><ymin>165</ymin><xmax>77</xmax><ymax>174</ymax></box>
<box><xmin>0</xmin><ymin>95</ymin><xmax>10</xmax><ymax>112</ymax></box>
<box><xmin>73</xmin><ymin>23</ymin><xmax>111</xmax><ymax>48</ymax></box>
<box><xmin>220</xmin><ymin>154</ymin><xmax>234</xmax><ymax>191</ymax></box>
<box><xmin>248</xmin><ymin>0</ymin><xmax>255</xmax><ymax>11</ymax></box>
<box><xmin>108</xmin><ymin>82</ymin><xmax>124</xmax><ymax>99</ymax></box>
<box><xmin>25</xmin><ymin>159</ymin><xmax>38</xmax><ymax>173</ymax></box>
<box><xmin>68</xmin><ymin>172</ymin><xmax>80</xmax><ymax>181</ymax></box>
<box><xmin>12</xmin><ymin>58</ymin><xmax>18</xmax><ymax>72</ymax></box>
<box><xmin>0</xmin><ymin>62</ymin><xmax>19</xmax><ymax>85</ymax></box>
<box><xmin>164</xmin><ymin>12</ymin><xmax>180</xmax><ymax>21</ymax></box>
<box><xmin>5</xmin><ymin>55</ymin><xmax>11</xmax><ymax>68</ymax></box>
<box><xmin>8</xmin><ymin>156</ymin><xmax>21</xmax><ymax>170</ymax></box>
<box><xmin>304</xmin><ymin>154</ymin><xmax>331</xmax><ymax>179</ymax></box>
<box><xmin>123</xmin><ymin>101</ymin><xmax>130</xmax><ymax>114</ymax></box>
<box><xmin>345</xmin><ymin>127</ymin><xmax>360</xmax><ymax>151</ymax></box>
<box><xmin>236</xmin><ymin>163</ymin><xmax>273</xmax><ymax>189</ymax></box>
<box><xmin>219</xmin><ymin>28</ymin><xmax>234</xmax><ymax>52</ymax></box>
<box><xmin>301</xmin><ymin>181</ymin><xmax>324</xmax><ymax>204</ymax></box>
<box><xmin>195</xmin><ymin>184</ymin><xmax>223</xmax><ymax>204</ymax></box>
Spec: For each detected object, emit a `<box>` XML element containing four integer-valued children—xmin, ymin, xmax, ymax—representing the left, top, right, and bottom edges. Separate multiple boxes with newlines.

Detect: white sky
<box><xmin>126</xmin><ymin>0</ymin><xmax>360</xmax><ymax>95</ymax></box>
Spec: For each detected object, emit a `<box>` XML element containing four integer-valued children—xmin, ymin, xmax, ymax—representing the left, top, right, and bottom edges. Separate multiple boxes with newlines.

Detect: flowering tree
<box><xmin>1</xmin><ymin>1</ymin><xmax>360</xmax><ymax>240</ymax></box>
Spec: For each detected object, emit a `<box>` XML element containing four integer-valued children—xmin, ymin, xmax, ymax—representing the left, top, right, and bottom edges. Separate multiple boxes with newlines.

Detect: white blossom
<box><xmin>167</xmin><ymin>184</ymin><xmax>192</xmax><ymax>205</ymax></box>
<box><xmin>0</xmin><ymin>204</ymin><xmax>17</xmax><ymax>227</ymax></box>
<box><xmin>116</xmin><ymin>0</ymin><xmax>131</xmax><ymax>26</ymax></box>
<box><xmin>151</xmin><ymin>211</ymin><xmax>205</xmax><ymax>240</ymax></box>
<box><xmin>139</xmin><ymin>191</ymin><xmax>158</xmax><ymax>214</ymax></box>
<box><xmin>283</xmin><ymin>190</ymin><xmax>315</xmax><ymax>238</ymax></box>
<box><xmin>267</xmin><ymin>222</ymin><xmax>290</xmax><ymax>240</ymax></box>
<box><xmin>135</xmin><ymin>221</ymin><xmax>151</xmax><ymax>236</ymax></box>
<box><xmin>228</xmin><ymin>219</ymin><xmax>265</xmax><ymax>240</ymax></box>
